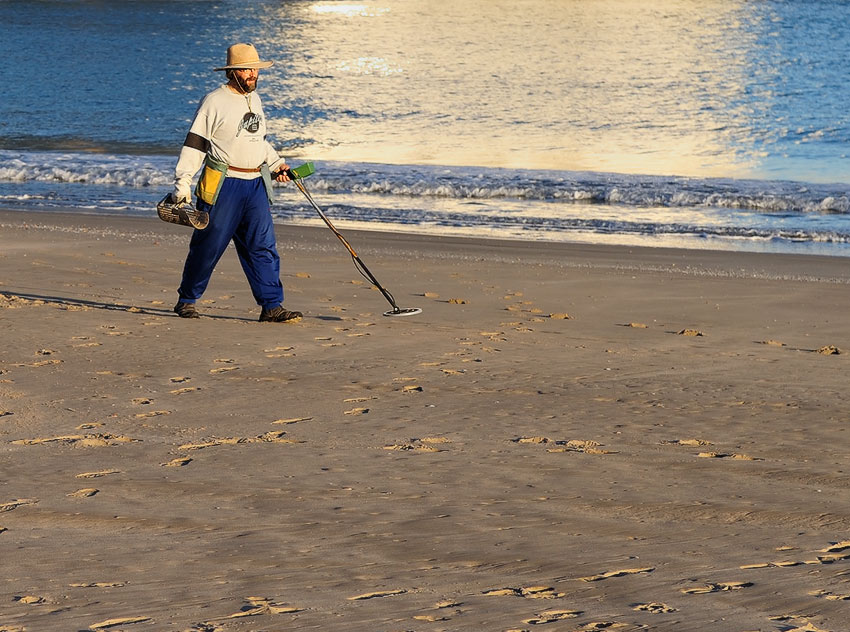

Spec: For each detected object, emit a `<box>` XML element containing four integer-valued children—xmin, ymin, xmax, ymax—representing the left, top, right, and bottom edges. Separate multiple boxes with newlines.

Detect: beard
<box><xmin>231</xmin><ymin>72</ymin><xmax>258</xmax><ymax>93</ymax></box>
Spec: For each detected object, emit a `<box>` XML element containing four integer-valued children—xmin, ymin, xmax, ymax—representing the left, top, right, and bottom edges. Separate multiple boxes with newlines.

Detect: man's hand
<box><xmin>274</xmin><ymin>165</ymin><xmax>292</xmax><ymax>182</ymax></box>
<box><xmin>170</xmin><ymin>192</ymin><xmax>191</xmax><ymax>204</ymax></box>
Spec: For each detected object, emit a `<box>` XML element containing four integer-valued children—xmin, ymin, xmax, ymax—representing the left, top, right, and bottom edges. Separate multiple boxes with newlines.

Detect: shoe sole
<box><xmin>259</xmin><ymin>313</ymin><xmax>302</xmax><ymax>323</ymax></box>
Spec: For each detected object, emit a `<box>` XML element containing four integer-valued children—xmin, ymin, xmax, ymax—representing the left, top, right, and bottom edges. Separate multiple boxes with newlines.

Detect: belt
<box><xmin>228</xmin><ymin>165</ymin><xmax>262</xmax><ymax>173</ymax></box>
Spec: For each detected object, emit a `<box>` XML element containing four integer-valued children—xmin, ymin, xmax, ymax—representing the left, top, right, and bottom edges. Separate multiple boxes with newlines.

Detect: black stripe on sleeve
<box><xmin>183</xmin><ymin>132</ymin><xmax>210</xmax><ymax>153</ymax></box>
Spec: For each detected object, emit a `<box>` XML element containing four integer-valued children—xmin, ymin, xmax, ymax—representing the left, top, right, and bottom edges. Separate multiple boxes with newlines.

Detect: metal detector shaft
<box><xmin>291</xmin><ymin>177</ymin><xmax>414</xmax><ymax>315</ymax></box>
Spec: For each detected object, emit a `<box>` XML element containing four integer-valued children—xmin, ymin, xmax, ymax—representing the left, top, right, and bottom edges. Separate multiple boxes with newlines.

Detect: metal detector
<box><xmin>283</xmin><ymin>163</ymin><xmax>422</xmax><ymax>318</ymax></box>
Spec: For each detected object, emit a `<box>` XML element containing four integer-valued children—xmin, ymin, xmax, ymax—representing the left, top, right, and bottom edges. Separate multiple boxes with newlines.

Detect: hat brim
<box><xmin>214</xmin><ymin>60</ymin><xmax>274</xmax><ymax>71</ymax></box>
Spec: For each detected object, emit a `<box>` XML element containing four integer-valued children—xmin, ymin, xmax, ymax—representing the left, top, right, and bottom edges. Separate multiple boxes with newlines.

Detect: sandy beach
<box><xmin>3</xmin><ymin>209</ymin><xmax>850</xmax><ymax>632</ymax></box>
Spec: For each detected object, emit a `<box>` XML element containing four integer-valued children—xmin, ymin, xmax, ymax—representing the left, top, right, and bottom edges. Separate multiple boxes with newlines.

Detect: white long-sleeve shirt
<box><xmin>173</xmin><ymin>84</ymin><xmax>286</xmax><ymax>200</ymax></box>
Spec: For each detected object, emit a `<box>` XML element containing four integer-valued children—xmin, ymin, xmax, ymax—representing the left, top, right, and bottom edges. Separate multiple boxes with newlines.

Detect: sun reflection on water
<box><xmin>257</xmin><ymin>0</ymin><xmax>847</xmax><ymax>182</ymax></box>
<box><xmin>310</xmin><ymin>3</ymin><xmax>389</xmax><ymax>17</ymax></box>
<box><xmin>335</xmin><ymin>57</ymin><xmax>403</xmax><ymax>76</ymax></box>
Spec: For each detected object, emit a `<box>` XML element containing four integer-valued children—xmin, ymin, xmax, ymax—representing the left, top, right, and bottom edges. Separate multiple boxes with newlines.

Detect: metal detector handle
<box><xmin>274</xmin><ymin>162</ymin><xmax>316</xmax><ymax>181</ymax></box>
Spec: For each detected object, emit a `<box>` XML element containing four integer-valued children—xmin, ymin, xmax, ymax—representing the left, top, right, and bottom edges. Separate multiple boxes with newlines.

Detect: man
<box><xmin>170</xmin><ymin>43</ymin><xmax>301</xmax><ymax>322</ymax></box>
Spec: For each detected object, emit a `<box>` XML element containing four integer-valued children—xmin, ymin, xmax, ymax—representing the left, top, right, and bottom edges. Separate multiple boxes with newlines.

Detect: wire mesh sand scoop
<box><xmin>283</xmin><ymin>163</ymin><xmax>422</xmax><ymax>317</ymax></box>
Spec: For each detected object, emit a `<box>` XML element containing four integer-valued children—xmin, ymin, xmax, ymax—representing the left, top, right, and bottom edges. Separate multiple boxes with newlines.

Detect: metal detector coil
<box><xmin>156</xmin><ymin>194</ymin><xmax>209</xmax><ymax>230</ymax></box>
<box><xmin>285</xmin><ymin>163</ymin><xmax>422</xmax><ymax>318</ymax></box>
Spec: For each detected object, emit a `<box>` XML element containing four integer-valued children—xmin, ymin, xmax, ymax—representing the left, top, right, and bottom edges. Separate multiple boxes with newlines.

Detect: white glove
<box><xmin>170</xmin><ymin>190</ymin><xmax>191</xmax><ymax>205</ymax></box>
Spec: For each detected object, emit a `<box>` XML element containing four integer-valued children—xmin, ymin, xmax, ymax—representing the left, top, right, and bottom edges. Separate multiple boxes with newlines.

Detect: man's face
<box><xmin>232</xmin><ymin>68</ymin><xmax>259</xmax><ymax>92</ymax></box>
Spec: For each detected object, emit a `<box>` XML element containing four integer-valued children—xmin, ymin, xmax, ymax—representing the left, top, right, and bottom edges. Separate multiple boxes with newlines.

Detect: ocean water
<box><xmin>2</xmin><ymin>0</ymin><xmax>850</xmax><ymax>255</ymax></box>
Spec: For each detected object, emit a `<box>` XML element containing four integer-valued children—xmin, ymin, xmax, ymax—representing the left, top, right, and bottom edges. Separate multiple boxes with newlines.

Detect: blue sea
<box><xmin>3</xmin><ymin>0</ymin><xmax>850</xmax><ymax>255</ymax></box>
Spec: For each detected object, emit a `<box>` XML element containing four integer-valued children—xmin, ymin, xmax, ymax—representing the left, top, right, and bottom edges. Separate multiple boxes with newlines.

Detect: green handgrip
<box><xmin>289</xmin><ymin>162</ymin><xmax>315</xmax><ymax>180</ymax></box>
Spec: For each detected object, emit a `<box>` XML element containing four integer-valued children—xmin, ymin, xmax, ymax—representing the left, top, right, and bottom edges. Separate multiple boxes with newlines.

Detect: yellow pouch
<box><xmin>195</xmin><ymin>155</ymin><xmax>228</xmax><ymax>205</ymax></box>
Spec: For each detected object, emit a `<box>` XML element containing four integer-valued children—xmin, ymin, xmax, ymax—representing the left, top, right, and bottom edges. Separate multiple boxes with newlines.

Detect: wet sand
<box><xmin>2</xmin><ymin>209</ymin><xmax>850</xmax><ymax>632</ymax></box>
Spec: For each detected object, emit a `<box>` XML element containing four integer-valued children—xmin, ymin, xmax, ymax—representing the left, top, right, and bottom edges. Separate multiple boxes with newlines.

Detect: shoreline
<box><xmin>5</xmin><ymin>207</ymin><xmax>850</xmax><ymax>281</ymax></box>
<box><xmin>3</xmin><ymin>209</ymin><xmax>850</xmax><ymax>631</ymax></box>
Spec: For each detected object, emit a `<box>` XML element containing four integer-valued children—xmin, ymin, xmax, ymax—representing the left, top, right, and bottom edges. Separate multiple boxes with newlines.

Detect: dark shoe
<box><xmin>173</xmin><ymin>302</ymin><xmax>200</xmax><ymax>318</ymax></box>
<box><xmin>259</xmin><ymin>305</ymin><xmax>302</xmax><ymax>322</ymax></box>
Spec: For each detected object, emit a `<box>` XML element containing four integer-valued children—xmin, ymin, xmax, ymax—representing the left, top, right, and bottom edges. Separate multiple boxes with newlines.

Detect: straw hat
<box><xmin>214</xmin><ymin>43</ymin><xmax>274</xmax><ymax>71</ymax></box>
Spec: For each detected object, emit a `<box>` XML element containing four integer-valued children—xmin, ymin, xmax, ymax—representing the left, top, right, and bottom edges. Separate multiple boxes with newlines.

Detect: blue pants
<box><xmin>177</xmin><ymin>176</ymin><xmax>284</xmax><ymax>309</ymax></box>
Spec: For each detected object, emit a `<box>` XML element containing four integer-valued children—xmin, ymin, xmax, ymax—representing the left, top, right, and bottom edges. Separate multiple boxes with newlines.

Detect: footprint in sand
<box><xmin>514</xmin><ymin>436</ymin><xmax>552</xmax><ymax>444</ymax></box>
<box><xmin>522</xmin><ymin>609</ymin><xmax>582</xmax><ymax>624</ymax></box>
<box><xmin>579</xmin><ymin>567</ymin><xmax>654</xmax><ymax>582</ymax></box>
<box><xmin>548</xmin><ymin>439</ymin><xmax>617</xmax><ymax>455</ymax></box>
<box><xmin>741</xmin><ymin>541</ymin><xmax>850</xmax><ymax>567</ymax></box>
<box><xmin>76</xmin><ymin>422</ymin><xmax>103</xmax><ymax>430</ymax></box>
<box><xmin>661</xmin><ymin>438</ymin><xmax>713</xmax><ymax>446</ymax></box>
<box><xmin>213</xmin><ymin>596</ymin><xmax>302</xmax><ymax>619</ymax></box>
<box><xmin>480</xmin><ymin>331</ymin><xmax>507</xmax><ymax>342</ymax></box>
<box><xmin>67</xmin><ymin>488</ymin><xmax>99</xmax><ymax>498</ymax></box>
<box><xmin>13</xmin><ymin>434</ymin><xmax>136</xmax><ymax>446</ymax></box>
<box><xmin>483</xmin><ymin>586</ymin><xmax>564</xmax><ymax>599</ymax></box>
<box><xmin>740</xmin><ymin>560</ymin><xmax>800</xmax><ymax>569</ymax></box>
<box><xmin>817</xmin><ymin>345</ymin><xmax>841</xmax><ymax>355</ymax></box>
<box><xmin>70</xmin><ymin>582</ymin><xmax>126</xmax><ymax>588</ymax></box>
<box><xmin>179</xmin><ymin>440</ymin><xmax>226</xmax><ymax>450</ymax></box>
<box><xmin>512</xmin><ymin>437</ymin><xmax>617</xmax><ymax>455</ymax></box>
<box><xmin>347</xmin><ymin>589</ymin><xmax>407</xmax><ymax>600</ymax></box>
<box><xmin>344</xmin><ymin>407</ymin><xmax>370</xmax><ymax>415</ymax></box>
<box><xmin>1</xmin><ymin>293</ymin><xmax>49</xmax><ymax>309</ymax></box>
<box><xmin>0</xmin><ymin>499</ymin><xmax>38</xmax><ymax>513</ymax></box>
<box><xmin>266</xmin><ymin>350</ymin><xmax>296</xmax><ymax>358</ymax></box>
<box><xmin>170</xmin><ymin>376</ymin><xmax>191</xmax><ymax>383</ymax></box>
<box><xmin>810</xmin><ymin>589</ymin><xmax>850</xmax><ymax>601</ymax></box>
<box><xmin>161</xmin><ymin>457</ymin><xmax>193</xmax><ymax>467</ymax></box>
<box><xmin>821</xmin><ymin>540</ymin><xmax>850</xmax><ymax>553</ymax></box>
<box><xmin>633</xmin><ymin>602</ymin><xmax>677</xmax><ymax>613</ymax></box>
<box><xmin>678</xmin><ymin>328</ymin><xmax>704</xmax><ymax>336</ymax></box>
<box><xmin>73</xmin><ymin>340</ymin><xmax>103</xmax><ymax>348</ymax></box>
<box><xmin>680</xmin><ymin>581</ymin><xmax>752</xmax><ymax>594</ymax></box>
<box><xmin>13</xmin><ymin>595</ymin><xmax>45</xmax><ymax>604</ymax></box>
<box><xmin>88</xmin><ymin>616</ymin><xmax>152</xmax><ymax>630</ymax></box>
<box><xmin>210</xmin><ymin>366</ymin><xmax>239</xmax><ymax>374</ymax></box>
<box><xmin>177</xmin><ymin>432</ymin><xmax>298</xmax><ymax>451</ymax></box>
<box><xmin>815</xmin><ymin>550</ymin><xmax>850</xmax><ymax>564</ymax></box>
<box><xmin>134</xmin><ymin>410</ymin><xmax>171</xmax><ymax>418</ymax></box>
<box><xmin>549</xmin><ymin>312</ymin><xmax>572</xmax><ymax>320</ymax></box>
<box><xmin>767</xmin><ymin>617</ymin><xmax>831</xmax><ymax>632</ymax></box>
<box><xmin>264</xmin><ymin>345</ymin><xmax>294</xmax><ymax>353</ymax></box>
<box><xmin>448</xmin><ymin>298</ymin><xmax>468</xmax><ymax>304</ymax></box>
<box><xmin>171</xmin><ymin>387</ymin><xmax>200</xmax><ymax>395</ymax></box>
<box><xmin>697</xmin><ymin>452</ymin><xmax>761</xmax><ymax>460</ymax></box>
<box><xmin>76</xmin><ymin>470</ymin><xmax>120</xmax><ymax>479</ymax></box>
<box><xmin>383</xmin><ymin>438</ymin><xmax>446</xmax><ymax>453</ymax></box>
<box><xmin>413</xmin><ymin>613</ymin><xmax>449</xmax><ymax>622</ymax></box>
<box><xmin>272</xmin><ymin>416</ymin><xmax>312</xmax><ymax>425</ymax></box>
<box><xmin>12</xmin><ymin>358</ymin><xmax>62</xmax><ymax>368</ymax></box>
